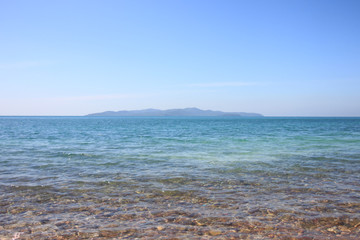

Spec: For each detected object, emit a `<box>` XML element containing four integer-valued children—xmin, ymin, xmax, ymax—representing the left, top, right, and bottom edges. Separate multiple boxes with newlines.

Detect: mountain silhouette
<box><xmin>87</xmin><ymin>108</ymin><xmax>263</xmax><ymax>117</ymax></box>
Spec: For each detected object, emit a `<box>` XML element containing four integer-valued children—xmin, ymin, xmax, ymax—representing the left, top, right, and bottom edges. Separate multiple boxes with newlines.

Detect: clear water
<box><xmin>1</xmin><ymin>117</ymin><xmax>360</xmax><ymax>239</ymax></box>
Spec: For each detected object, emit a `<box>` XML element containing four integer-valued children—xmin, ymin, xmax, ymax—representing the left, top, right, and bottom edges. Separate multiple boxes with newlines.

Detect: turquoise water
<box><xmin>1</xmin><ymin>117</ymin><xmax>360</xmax><ymax>239</ymax></box>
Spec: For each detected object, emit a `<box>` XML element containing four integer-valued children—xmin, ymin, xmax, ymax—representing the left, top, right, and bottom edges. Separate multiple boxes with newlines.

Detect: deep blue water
<box><xmin>1</xmin><ymin>117</ymin><xmax>360</xmax><ymax>239</ymax></box>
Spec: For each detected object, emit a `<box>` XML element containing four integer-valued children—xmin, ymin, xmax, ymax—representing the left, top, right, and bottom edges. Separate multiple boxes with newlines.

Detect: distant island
<box><xmin>86</xmin><ymin>108</ymin><xmax>263</xmax><ymax>117</ymax></box>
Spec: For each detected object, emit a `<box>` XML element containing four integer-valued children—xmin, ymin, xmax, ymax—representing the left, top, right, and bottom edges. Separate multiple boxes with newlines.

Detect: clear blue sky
<box><xmin>1</xmin><ymin>0</ymin><xmax>359</xmax><ymax>116</ymax></box>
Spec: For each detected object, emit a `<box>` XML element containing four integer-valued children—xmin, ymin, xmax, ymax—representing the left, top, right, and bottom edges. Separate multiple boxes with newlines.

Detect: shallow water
<box><xmin>1</xmin><ymin>117</ymin><xmax>360</xmax><ymax>239</ymax></box>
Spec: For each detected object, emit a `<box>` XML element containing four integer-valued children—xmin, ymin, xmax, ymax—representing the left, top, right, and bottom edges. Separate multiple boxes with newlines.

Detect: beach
<box><xmin>1</xmin><ymin>117</ymin><xmax>360</xmax><ymax>239</ymax></box>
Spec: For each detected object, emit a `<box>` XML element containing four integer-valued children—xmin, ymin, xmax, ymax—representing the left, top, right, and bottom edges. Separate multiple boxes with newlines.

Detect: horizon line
<box><xmin>1</xmin><ymin>115</ymin><xmax>360</xmax><ymax>118</ymax></box>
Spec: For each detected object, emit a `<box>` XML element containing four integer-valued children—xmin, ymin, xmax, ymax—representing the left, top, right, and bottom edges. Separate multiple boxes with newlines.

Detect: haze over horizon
<box><xmin>1</xmin><ymin>0</ymin><xmax>360</xmax><ymax>116</ymax></box>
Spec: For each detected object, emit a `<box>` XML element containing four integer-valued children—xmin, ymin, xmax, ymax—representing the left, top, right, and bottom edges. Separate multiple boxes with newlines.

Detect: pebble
<box><xmin>99</xmin><ymin>230</ymin><xmax>119</xmax><ymax>238</ymax></box>
<box><xmin>156</xmin><ymin>226</ymin><xmax>165</xmax><ymax>231</ymax></box>
<box><xmin>208</xmin><ymin>230</ymin><xmax>222</xmax><ymax>236</ymax></box>
<box><xmin>338</xmin><ymin>226</ymin><xmax>350</xmax><ymax>232</ymax></box>
<box><xmin>327</xmin><ymin>226</ymin><xmax>341</xmax><ymax>234</ymax></box>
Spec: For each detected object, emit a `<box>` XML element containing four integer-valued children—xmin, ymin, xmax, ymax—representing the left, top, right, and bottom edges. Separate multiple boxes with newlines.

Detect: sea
<box><xmin>0</xmin><ymin>117</ymin><xmax>360</xmax><ymax>239</ymax></box>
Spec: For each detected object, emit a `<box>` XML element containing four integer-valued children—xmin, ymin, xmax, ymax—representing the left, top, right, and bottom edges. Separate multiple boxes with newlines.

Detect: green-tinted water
<box><xmin>1</xmin><ymin>117</ymin><xmax>360</xmax><ymax>239</ymax></box>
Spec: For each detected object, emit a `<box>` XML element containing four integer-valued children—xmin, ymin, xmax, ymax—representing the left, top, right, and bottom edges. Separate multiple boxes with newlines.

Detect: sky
<box><xmin>0</xmin><ymin>0</ymin><xmax>359</xmax><ymax>116</ymax></box>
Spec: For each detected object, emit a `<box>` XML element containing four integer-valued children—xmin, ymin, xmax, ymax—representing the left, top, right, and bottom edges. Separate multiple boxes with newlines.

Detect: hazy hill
<box><xmin>87</xmin><ymin>108</ymin><xmax>263</xmax><ymax>117</ymax></box>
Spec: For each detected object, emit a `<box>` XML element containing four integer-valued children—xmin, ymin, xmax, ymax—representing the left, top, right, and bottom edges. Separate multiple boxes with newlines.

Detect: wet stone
<box><xmin>40</xmin><ymin>219</ymin><xmax>50</xmax><ymax>224</ymax></box>
<box><xmin>327</xmin><ymin>226</ymin><xmax>341</xmax><ymax>234</ymax></box>
<box><xmin>156</xmin><ymin>226</ymin><xmax>165</xmax><ymax>231</ymax></box>
<box><xmin>99</xmin><ymin>230</ymin><xmax>120</xmax><ymax>238</ymax></box>
<box><xmin>208</xmin><ymin>229</ymin><xmax>222</xmax><ymax>236</ymax></box>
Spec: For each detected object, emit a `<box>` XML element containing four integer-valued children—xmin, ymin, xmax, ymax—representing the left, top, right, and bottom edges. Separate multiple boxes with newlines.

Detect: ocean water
<box><xmin>0</xmin><ymin>117</ymin><xmax>360</xmax><ymax>239</ymax></box>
